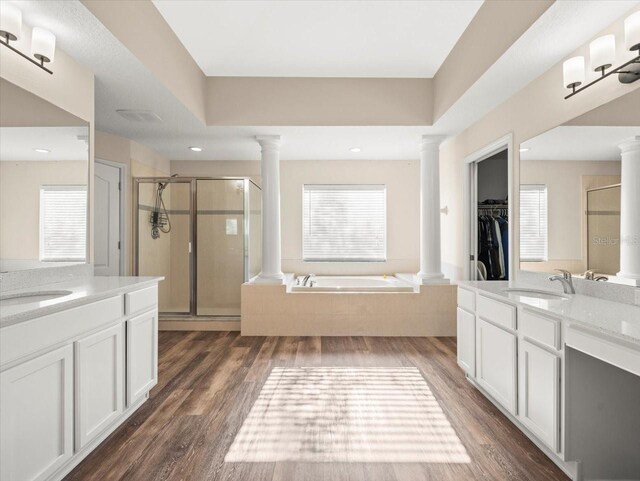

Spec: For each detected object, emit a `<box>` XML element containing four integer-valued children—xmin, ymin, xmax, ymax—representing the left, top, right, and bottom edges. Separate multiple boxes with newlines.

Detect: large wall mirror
<box><xmin>0</xmin><ymin>79</ymin><xmax>89</xmax><ymax>272</ymax></box>
<box><xmin>518</xmin><ymin>89</ymin><xmax>639</xmax><ymax>286</ymax></box>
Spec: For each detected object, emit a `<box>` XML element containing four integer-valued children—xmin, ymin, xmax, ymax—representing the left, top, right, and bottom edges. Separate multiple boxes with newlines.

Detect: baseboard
<box><xmin>159</xmin><ymin>319</ymin><xmax>241</xmax><ymax>331</ymax></box>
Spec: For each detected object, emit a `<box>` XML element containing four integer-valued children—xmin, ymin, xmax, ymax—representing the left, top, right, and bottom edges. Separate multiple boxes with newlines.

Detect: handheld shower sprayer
<box><xmin>150</xmin><ymin>174</ymin><xmax>179</xmax><ymax>239</ymax></box>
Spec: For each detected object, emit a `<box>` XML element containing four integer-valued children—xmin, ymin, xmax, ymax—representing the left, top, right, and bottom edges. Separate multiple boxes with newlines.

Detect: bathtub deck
<box><xmin>64</xmin><ymin>332</ymin><xmax>568</xmax><ymax>481</ymax></box>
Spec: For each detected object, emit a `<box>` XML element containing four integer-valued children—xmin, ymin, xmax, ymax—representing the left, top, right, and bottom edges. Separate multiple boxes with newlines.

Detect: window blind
<box><xmin>519</xmin><ymin>185</ymin><xmax>548</xmax><ymax>262</ymax></box>
<box><xmin>40</xmin><ymin>186</ymin><xmax>87</xmax><ymax>261</ymax></box>
<box><xmin>303</xmin><ymin>185</ymin><xmax>386</xmax><ymax>262</ymax></box>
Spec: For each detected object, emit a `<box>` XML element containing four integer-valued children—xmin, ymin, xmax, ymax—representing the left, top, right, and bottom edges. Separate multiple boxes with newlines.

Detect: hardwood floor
<box><xmin>65</xmin><ymin>333</ymin><xmax>569</xmax><ymax>481</ymax></box>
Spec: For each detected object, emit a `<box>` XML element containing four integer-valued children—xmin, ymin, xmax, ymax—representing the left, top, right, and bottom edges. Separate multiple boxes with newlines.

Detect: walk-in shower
<box><xmin>135</xmin><ymin>177</ymin><xmax>261</xmax><ymax>319</ymax></box>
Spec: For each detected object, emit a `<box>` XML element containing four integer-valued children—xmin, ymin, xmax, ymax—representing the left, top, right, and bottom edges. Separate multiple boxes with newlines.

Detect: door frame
<box><xmin>95</xmin><ymin>159</ymin><xmax>126</xmax><ymax>276</ymax></box>
<box><xmin>463</xmin><ymin>134</ymin><xmax>514</xmax><ymax>281</ymax></box>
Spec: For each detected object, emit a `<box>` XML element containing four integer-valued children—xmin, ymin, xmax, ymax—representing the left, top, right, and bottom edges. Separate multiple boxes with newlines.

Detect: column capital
<box><xmin>256</xmin><ymin>135</ymin><xmax>282</xmax><ymax>151</ymax></box>
<box><xmin>619</xmin><ymin>135</ymin><xmax>640</xmax><ymax>155</ymax></box>
<box><xmin>420</xmin><ymin>134</ymin><xmax>447</xmax><ymax>146</ymax></box>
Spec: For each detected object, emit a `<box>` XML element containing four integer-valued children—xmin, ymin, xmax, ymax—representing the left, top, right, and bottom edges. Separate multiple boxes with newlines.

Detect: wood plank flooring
<box><xmin>65</xmin><ymin>333</ymin><xmax>569</xmax><ymax>481</ymax></box>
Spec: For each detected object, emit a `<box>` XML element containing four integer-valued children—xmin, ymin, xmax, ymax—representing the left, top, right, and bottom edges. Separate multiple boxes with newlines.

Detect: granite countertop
<box><xmin>457</xmin><ymin>280</ymin><xmax>640</xmax><ymax>346</ymax></box>
<box><xmin>0</xmin><ymin>276</ymin><xmax>163</xmax><ymax>328</ymax></box>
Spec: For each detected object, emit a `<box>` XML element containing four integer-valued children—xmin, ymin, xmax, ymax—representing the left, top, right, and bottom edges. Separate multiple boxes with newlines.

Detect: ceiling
<box><xmin>520</xmin><ymin>126</ymin><xmax>639</xmax><ymax>162</ymax></box>
<box><xmin>152</xmin><ymin>0</ymin><xmax>483</xmax><ymax>78</ymax></box>
<box><xmin>0</xmin><ymin>126</ymin><xmax>89</xmax><ymax>161</ymax></box>
<box><xmin>8</xmin><ymin>1</ymin><xmax>640</xmax><ymax>162</ymax></box>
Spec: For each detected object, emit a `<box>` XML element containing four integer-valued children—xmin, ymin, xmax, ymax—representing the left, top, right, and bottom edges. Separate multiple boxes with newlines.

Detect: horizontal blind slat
<box><xmin>41</xmin><ymin>187</ymin><xmax>87</xmax><ymax>261</ymax></box>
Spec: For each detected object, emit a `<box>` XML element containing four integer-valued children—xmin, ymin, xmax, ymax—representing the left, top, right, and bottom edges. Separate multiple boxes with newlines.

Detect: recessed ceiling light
<box><xmin>519</xmin><ymin>147</ymin><xmax>530</xmax><ymax>153</ymax></box>
<box><xmin>189</xmin><ymin>146</ymin><xmax>203</xmax><ymax>152</ymax></box>
<box><xmin>34</xmin><ymin>148</ymin><xmax>50</xmax><ymax>153</ymax></box>
<box><xmin>349</xmin><ymin>147</ymin><xmax>361</xmax><ymax>153</ymax></box>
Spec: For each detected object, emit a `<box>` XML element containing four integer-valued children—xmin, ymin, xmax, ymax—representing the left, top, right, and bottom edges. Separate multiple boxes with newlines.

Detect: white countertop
<box><xmin>458</xmin><ymin>281</ymin><xmax>640</xmax><ymax>346</ymax></box>
<box><xmin>0</xmin><ymin>276</ymin><xmax>163</xmax><ymax>328</ymax></box>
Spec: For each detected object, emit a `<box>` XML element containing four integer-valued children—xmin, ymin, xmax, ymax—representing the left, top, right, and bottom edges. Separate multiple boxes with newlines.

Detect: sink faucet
<box><xmin>301</xmin><ymin>273</ymin><xmax>315</xmax><ymax>286</ymax></box>
<box><xmin>549</xmin><ymin>269</ymin><xmax>575</xmax><ymax>294</ymax></box>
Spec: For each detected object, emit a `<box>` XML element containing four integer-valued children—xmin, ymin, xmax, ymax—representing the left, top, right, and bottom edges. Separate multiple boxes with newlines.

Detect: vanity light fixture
<box><xmin>33</xmin><ymin>148</ymin><xmax>50</xmax><ymax>153</ymax></box>
<box><xmin>349</xmin><ymin>147</ymin><xmax>361</xmax><ymax>153</ymax></box>
<box><xmin>0</xmin><ymin>4</ymin><xmax>55</xmax><ymax>74</ymax></box>
<box><xmin>188</xmin><ymin>146</ymin><xmax>203</xmax><ymax>152</ymax></box>
<box><xmin>563</xmin><ymin>12</ymin><xmax>640</xmax><ymax>99</ymax></box>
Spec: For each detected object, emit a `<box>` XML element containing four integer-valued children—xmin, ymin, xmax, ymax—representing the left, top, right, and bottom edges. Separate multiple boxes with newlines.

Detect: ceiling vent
<box><xmin>116</xmin><ymin>109</ymin><xmax>163</xmax><ymax>123</ymax></box>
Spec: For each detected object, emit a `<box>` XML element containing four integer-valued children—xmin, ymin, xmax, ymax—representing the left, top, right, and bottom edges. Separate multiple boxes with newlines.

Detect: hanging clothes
<box><xmin>477</xmin><ymin>204</ymin><xmax>509</xmax><ymax>281</ymax></box>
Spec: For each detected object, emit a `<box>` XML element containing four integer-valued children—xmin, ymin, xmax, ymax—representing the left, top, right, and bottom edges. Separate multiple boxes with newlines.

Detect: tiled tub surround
<box><xmin>0</xmin><ymin>276</ymin><xmax>162</xmax><ymax>481</ymax></box>
<box><xmin>241</xmin><ymin>275</ymin><xmax>456</xmax><ymax>336</ymax></box>
<box><xmin>456</xmin><ymin>280</ymin><xmax>640</xmax><ymax>481</ymax></box>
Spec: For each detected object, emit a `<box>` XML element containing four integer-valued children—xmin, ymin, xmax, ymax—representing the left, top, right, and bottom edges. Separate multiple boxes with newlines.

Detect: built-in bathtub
<box><xmin>291</xmin><ymin>275</ymin><xmax>415</xmax><ymax>292</ymax></box>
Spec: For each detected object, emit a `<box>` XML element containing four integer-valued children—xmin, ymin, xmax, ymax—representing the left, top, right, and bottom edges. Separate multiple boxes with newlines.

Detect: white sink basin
<box><xmin>502</xmin><ymin>288</ymin><xmax>569</xmax><ymax>301</ymax></box>
<box><xmin>0</xmin><ymin>290</ymin><xmax>73</xmax><ymax>306</ymax></box>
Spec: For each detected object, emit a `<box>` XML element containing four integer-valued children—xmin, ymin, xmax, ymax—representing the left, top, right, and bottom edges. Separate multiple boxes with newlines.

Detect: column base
<box><xmin>252</xmin><ymin>272</ymin><xmax>285</xmax><ymax>285</ymax></box>
<box><xmin>415</xmin><ymin>273</ymin><xmax>450</xmax><ymax>285</ymax></box>
<box><xmin>612</xmin><ymin>273</ymin><xmax>640</xmax><ymax>287</ymax></box>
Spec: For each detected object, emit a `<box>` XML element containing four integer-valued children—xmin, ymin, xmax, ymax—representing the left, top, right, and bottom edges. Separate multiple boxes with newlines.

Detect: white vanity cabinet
<box><xmin>0</xmin><ymin>282</ymin><xmax>159</xmax><ymax>481</ymax></box>
<box><xmin>0</xmin><ymin>345</ymin><xmax>74</xmax><ymax>481</ymax></box>
<box><xmin>75</xmin><ymin>323</ymin><xmax>125</xmax><ymax>450</ymax></box>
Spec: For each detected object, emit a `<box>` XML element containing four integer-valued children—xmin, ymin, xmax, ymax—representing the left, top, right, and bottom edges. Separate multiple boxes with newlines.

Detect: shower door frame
<box><xmin>134</xmin><ymin>177</ymin><xmax>260</xmax><ymax>319</ymax></box>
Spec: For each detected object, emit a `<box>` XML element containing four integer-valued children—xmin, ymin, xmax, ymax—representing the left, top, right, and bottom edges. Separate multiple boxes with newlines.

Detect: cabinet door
<box><xmin>0</xmin><ymin>345</ymin><xmax>74</xmax><ymax>481</ymax></box>
<box><xmin>75</xmin><ymin>323</ymin><xmax>125</xmax><ymax>450</ymax></box>
<box><xmin>519</xmin><ymin>339</ymin><xmax>560</xmax><ymax>452</ymax></box>
<box><xmin>127</xmin><ymin>309</ymin><xmax>158</xmax><ymax>406</ymax></box>
<box><xmin>457</xmin><ymin>308</ymin><xmax>475</xmax><ymax>376</ymax></box>
<box><xmin>476</xmin><ymin>318</ymin><xmax>517</xmax><ymax>414</ymax></box>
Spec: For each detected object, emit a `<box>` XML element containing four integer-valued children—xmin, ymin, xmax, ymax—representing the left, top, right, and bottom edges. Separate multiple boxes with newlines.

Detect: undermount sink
<box><xmin>0</xmin><ymin>290</ymin><xmax>73</xmax><ymax>306</ymax></box>
<box><xmin>501</xmin><ymin>288</ymin><xmax>569</xmax><ymax>301</ymax></box>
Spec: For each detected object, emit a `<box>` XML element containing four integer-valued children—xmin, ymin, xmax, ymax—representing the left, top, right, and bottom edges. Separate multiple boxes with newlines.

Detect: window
<box><xmin>303</xmin><ymin>184</ymin><xmax>386</xmax><ymax>262</ymax></box>
<box><xmin>519</xmin><ymin>185</ymin><xmax>547</xmax><ymax>261</ymax></box>
<box><xmin>40</xmin><ymin>186</ymin><xmax>87</xmax><ymax>261</ymax></box>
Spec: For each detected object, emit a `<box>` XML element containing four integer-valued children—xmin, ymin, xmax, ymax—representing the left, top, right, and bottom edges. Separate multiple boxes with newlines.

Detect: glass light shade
<box><xmin>31</xmin><ymin>27</ymin><xmax>55</xmax><ymax>63</ymax></box>
<box><xmin>625</xmin><ymin>11</ymin><xmax>640</xmax><ymax>51</ymax></box>
<box><xmin>563</xmin><ymin>56</ymin><xmax>585</xmax><ymax>89</ymax></box>
<box><xmin>0</xmin><ymin>3</ymin><xmax>22</xmax><ymax>41</ymax></box>
<box><xmin>590</xmin><ymin>35</ymin><xmax>616</xmax><ymax>72</ymax></box>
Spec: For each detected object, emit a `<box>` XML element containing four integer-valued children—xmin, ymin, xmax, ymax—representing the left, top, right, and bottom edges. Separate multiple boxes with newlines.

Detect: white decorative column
<box><xmin>255</xmin><ymin>135</ymin><xmax>284</xmax><ymax>283</ymax></box>
<box><xmin>416</xmin><ymin>135</ymin><xmax>448</xmax><ymax>285</ymax></box>
<box><xmin>617</xmin><ymin>136</ymin><xmax>640</xmax><ymax>286</ymax></box>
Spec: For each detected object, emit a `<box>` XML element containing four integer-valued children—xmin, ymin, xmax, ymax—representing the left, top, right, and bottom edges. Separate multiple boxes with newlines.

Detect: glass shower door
<box><xmin>137</xmin><ymin>180</ymin><xmax>192</xmax><ymax>314</ymax></box>
<box><xmin>196</xmin><ymin>179</ymin><xmax>246</xmax><ymax>316</ymax></box>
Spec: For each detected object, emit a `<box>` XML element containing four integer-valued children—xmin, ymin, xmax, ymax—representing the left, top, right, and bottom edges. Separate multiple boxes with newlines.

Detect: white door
<box><xmin>457</xmin><ymin>307</ymin><xmax>476</xmax><ymax>376</ymax></box>
<box><xmin>94</xmin><ymin>161</ymin><xmax>121</xmax><ymax>276</ymax></box>
<box><xmin>0</xmin><ymin>345</ymin><xmax>74</xmax><ymax>481</ymax></box>
<box><xmin>476</xmin><ymin>318</ymin><xmax>517</xmax><ymax>414</ymax></box>
<box><xmin>127</xmin><ymin>309</ymin><xmax>158</xmax><ymax>406</ymax></box>
<box><xmin>75</xmin><ymin>323</ymin><xmax>125</xmax><ymax>450</ymax></box>
<box><xmin>519</xmin><ymin>339</ymin><xmax>560</xmax><ymax>451</ymax></box>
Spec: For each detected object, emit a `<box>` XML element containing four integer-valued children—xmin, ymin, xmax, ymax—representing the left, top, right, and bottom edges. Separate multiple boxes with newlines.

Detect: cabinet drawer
<box><xmin>125</xmin><ymin>285</ymin><xmax>158</xmax><ymax>316</ymax></box>
<box><xmin>457</xmin><ymin>287</ymin><xmax>475</xmax><ymax>313</ymax></box>
<box><xmin>520</xmin><ymin>309</ymin><xmax>561</xmax><ymax>351</ymax></box>
<box><xmin>477</xmin><ymin>295</ymin><xmax>516</xmax><ymax>331</ymax></box>
<box><xmin>0</xmin><ymin>296</ymin><xmax>123</xmax><ymax>366</ymax></box>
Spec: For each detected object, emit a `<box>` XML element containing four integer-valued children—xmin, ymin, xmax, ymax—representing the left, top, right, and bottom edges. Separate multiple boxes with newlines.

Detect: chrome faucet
<box><xmin>549</xmin><ymin>269</ymin><xmax>575</xmax><ymax>294</ymax></box>
<box><xmin>584</xmin><ymin>270</ymin><xmax>608</xmax><ymax>282</ymax></box>
<box><xmin>301</xmin><ymin>274</ymin><xmax>315</xmax><ymax>286</ymax></box>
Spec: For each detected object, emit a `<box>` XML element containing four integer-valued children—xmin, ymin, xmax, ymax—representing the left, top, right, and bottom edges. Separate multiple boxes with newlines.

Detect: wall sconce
<box><xmin>563</xmin><ymin>11</ymin><xmax>639</xmax><ymax>99</ymax></box>
<box><xmin>0</xmin><ymin>4</ymin><xmax>55</xmax><ymax>75</ymax></box>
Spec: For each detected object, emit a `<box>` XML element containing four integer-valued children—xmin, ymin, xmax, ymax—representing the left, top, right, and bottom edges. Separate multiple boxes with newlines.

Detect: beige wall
<box><xmin>439</xmin><ymin>8</ymin><xmax>640</xmax><ymax>281</ymax></box>
<box><xmin>520</xmin><ymin>160</ymin><xmax>621</xmax><ymax>269</ymax></box>
<box><xmin>0</xmin><ymin>161</ymin><xmax>87</xmax><ymax>260</ymax></box>
<box><xmin>172</xmin><ymin>159</ymin><xmax>420</xmax><ymax>276</ymax></box>
<box><xmin>206</xmin><ymin>77</ymin><xmax>432</xmax><ymax>126</ymax></box>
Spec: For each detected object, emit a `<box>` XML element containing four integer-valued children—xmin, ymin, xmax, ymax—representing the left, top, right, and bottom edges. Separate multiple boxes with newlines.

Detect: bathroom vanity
<box><xmin>456</xmin><ymin>281</ymin><xmax>640</xmax><ymax>480</ymax></box>
<box><xmin>0</xmin><ymin>276</ymin><xmax>162</xmax><ymax>481</ymax></box>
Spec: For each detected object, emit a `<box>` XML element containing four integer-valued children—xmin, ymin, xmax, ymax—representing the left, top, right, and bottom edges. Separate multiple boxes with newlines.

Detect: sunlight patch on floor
<box><xmin>224</xmin><ymin>367</ymin><xmax>471</xmax><ymax>463</ymax></box>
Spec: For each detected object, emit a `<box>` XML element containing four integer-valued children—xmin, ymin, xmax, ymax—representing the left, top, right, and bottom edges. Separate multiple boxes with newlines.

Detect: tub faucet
<box><xmin>302</xmin><ymin>274</ymin><xmax>315</xmax><ymax>286</ymax></box>
<box><xmin>549</xmin><ymin>269</ymin><xmax>575</xmax><ymax>294</ymax></box>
